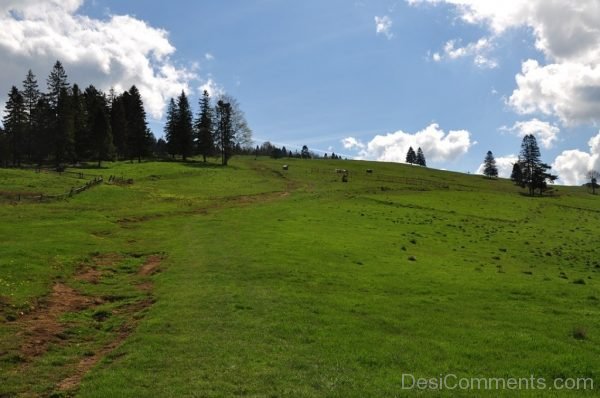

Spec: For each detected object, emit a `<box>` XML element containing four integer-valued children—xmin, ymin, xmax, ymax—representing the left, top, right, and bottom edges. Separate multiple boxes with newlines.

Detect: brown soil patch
<box><xmin>18</xmin><ymin>283</ymin><xmax>102</xmax><ymax>358</ymax></box>
<box><xmin>92</xmin><ymin>252</ymin><xmax>123</xmax><ymax>267</ymax></box>
<box><xmin>76</xmin><ymin>267</ymin><xmax>102</xmax><ymax>284</ymax></box>
<box><xmin>75</xmin><ymin>253</ymin><xmax>122</xmax><ymax>284</ymax></box>
<box><xmin>57</xmin><ymin>298</ymin><xmax>154</xmax><ymax>392</ymax></box>
<box><xmin>138</xmin><ymin>254</ymin><xmax>163</xmax><ymax>276</ymax></box>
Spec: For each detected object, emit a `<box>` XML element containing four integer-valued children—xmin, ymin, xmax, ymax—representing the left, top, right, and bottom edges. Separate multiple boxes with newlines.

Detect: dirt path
<box><xmin>17</xmin><ymin>283</ymin><xmax>103</xmax><ymax>358</ymax></box>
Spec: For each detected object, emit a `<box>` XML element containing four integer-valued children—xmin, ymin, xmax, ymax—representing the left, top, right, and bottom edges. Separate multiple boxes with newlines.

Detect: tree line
<box><xmin>482</xmin><ymin>134</ymin><xmax>560</xmax><ymax>196</ymax></box>
<box><xmin>1</xmin><ymin>61</ymin><xmax>253</xmax><ymax>168</ymax></box>
<box><xmin>1</xmin><ymin>61</ymin><xmax>155</xmax><ymax>168</ymax></box>
<box><xmin>253</xmin><ymin>142</ymin><xmax>342</xmax><ymax>160</ymax></box>
<box><xmin>163</xmin><ymin>90</ymin><xmax>253</xmax><ymax>166</ymax></box>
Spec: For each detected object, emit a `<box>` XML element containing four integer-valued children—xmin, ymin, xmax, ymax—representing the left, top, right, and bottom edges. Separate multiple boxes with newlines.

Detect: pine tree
<box><xmin>31</xmin><ymin>97</ymin><xmax>53</xmax><ymax>165</ymax></box>
<box><xmin>176</xmin><ymin>91</ymin><xmax>194</xmax><ymax>161</ymax></box>
<box><xmin>110</xmin><ymin>94</ymin><xmax>128</xmax><ymax>160</ymax></box>
<box><xmin>84</xmin><ymin>85</ymin><xmax>114</xmax><ymax>167</ymax></box>
<box><xmin>483</xmin><ymin>150</ymin><xmax>498</xmax><ymax>179</ymax></box>
<box><xmin>53</xmin><ymin>87</ymin><xmax>75</xmax><ymax>166</ymax></box>
<box><xmin>215</xmin><ymin>100</ymin><xmax>233</xmax><ymax>165</ymax></box>
<box><xmin>164</xmin><ymin>98</ymin><xmax>178</xmax><ymax>158</ymax></box>
<box><xmin>519</xmin><ymin>134</ymin><xmax>542</xmax><ymax>196</ymax></box>
<box><xmin>0</xmin><ymin>127</ymin><xmax>8</xmax><ymax>167</ymax></box>
<box><xmin>518</xmin><ymin>134</ymin><xmax>557</xmax><ymax>196</ymax></box>
<box><xmin>123</xmin><ymin>85</ymin><xmax>149</xmax><ymax>162</ymax></box>
<box><xmin>510</xmin><ymin>163</ymin><xmax>522</xmax><ymax>186</ymax></box>
<box><xmin>2</xmin><ymin>86</ymin><xmax>27</xmax><ymax>166</ymax></box>
<box><xmin>46</xmin><ymin>60</ymin><xmax>69</xmax><ymax>112</ymax></box>
<box><xmin>194</xmin><ymin>90</ymin><xmax>213</xmax><ymax>162</ymax></box>
<box><xmin>405</xmin><ymin>146</ymin><xmax>416</xmax><ymax>164</ymax></box>
<box><xmin>72</xmin><ymin>84</ymin><xmax>89</xmax><ymax>161</ymax></box>
<box><xmin>22</xmin><ymin>70</ymin><xmax>40</xmax><ymax>161</ymax></box>
<box><xmin>416</xmin><ymin>147</ymin><xmax>426</xmax><ymax>166</ymax></box>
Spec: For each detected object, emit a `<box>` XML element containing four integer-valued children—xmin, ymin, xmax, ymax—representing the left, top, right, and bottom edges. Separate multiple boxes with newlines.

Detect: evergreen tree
<box><xmin>123</xmin><ymin>85</ymin><xmax>149</xmax><ymax>162</ymax></box>
<box><xmin>46</xmin><ymin>60</ymin><xmax>69</xmax><ymax>112</ymax></box>
<box><xmin>164</xmin><ymin>98</ymin><xmax>178</xmax><ymax>158</ymax></box>
<box><xmin>405</xmin><ymin>146</ymin><xmax>416</xmax><ymax>164</ymax></box>
<box><xmin>110</xmin><ymin>94</ymin><xmax>128</xmax><ymax>160</ymax></box>
<box><xmin>519</xmin><ymin>134</ymin><xmax>542</xmax><ymax>196</ymax></box>
<box><xmin>195</xmin><ymin>90</ymin><xmax>214</xmax><ymax>162</ymax></box>
<box><xmin>53</xmin><ymin>87</ymin><xmax>75</xmax><ymax>166</ymax></box>
<box><xmin>519</xmin><ymin>134</ymin><xmax>541</xmax><ymax>195</ymax></box>
<box><xmin>175</xmin><ymin>90</ymin><xmax>194</xmax><ymax>161</ymax></box>
<box><xmin>518</xmin><ymin>134</ymin><xmax>557</xmax><ymax>196</ymax></box>
<box><xmin>31</xmin><ymin>97</ymin><xmax>53</xmax><ymax>165</ymax></box>
<box><xmin>84</xmin><ymin>85</ymin><xmax>114</xmax><ymax>166</ymax></box>
<box><xmin>0</xmin><ymin>127</ymin><xmax>9</xmax><ymax>167</ymax></box>
<box><xmin>510</xmin><ymin>163</ymin><xmax>523</xmax><ymax>186</ymax></box>
<box><xmin>215</xmin><ymin>100</ymin><xmax>233</xmax><ymax>165</ymax></box>
<box><xmin>483</xmin><ymin>150</ymin><xmax>498</xmax><ymax>179</ymax></box>
<box><xmin>217</xmin><ymin>94</ymin><xmax>253</xmax><ymax>151</ymax></box>
<box><xmin>22</xmin><ymin>70</ymin><xmax>40</xmax><ymax>161</ymax></box>
<box><xmin>155</xmin><ymin>138</ymin><xmax>168</xmax><ymax>158</ymax></box>
<box><xmin>416</xmin><ymin>147</ymin><xmax>426</xmax><ymax>166</ymax></box>
<box><xmin>301</xmin><ymin>145</ymin><xmax>310</xmax><ymax>159</ymax></box>
<box><xmin>2</xmin><ymin>86</ymin><xmax>27</xmax><ymax>166</ymax></box>
<box><xmin>72</xmin><ymin>84</ymin><xmax>90</xmax><ymax>161</ymax></box>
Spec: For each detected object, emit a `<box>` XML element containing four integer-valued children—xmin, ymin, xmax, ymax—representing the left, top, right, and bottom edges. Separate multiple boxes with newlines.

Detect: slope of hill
<box><xmin>0</xmin><ymin>157</ymin><xmax>598</xmax><ymax>397</ymax></box>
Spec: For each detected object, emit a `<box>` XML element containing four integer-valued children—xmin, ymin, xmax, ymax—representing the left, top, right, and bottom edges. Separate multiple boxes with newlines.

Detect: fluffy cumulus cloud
<box><xmin>409</xmin><ymin>0</ymin><xmax>600</xmax><ymax>126</ymax></box>
<box><xmin>509</xmin><ymin>60</ymin><xmax>600</xmax><ymax>126</ymax></box>
<box><xmin>500</xmin><ymin>118</ymin><xmax>560</xmax><ymax>149</ymax></box>
<box><xmin>0</xmin><ymin>0</ymin><xmax>200</xmax><ymax>119</ymax></box>
<box><xmin>475</xmin><ymin>154</ymin><xmax>517</xmax><ymax>178</ymax></box>
<box><xmin>552</xmin><ymin>132</ymin><xmax>600</xmax><ymax>185</ymax></box>
<box><xmin>342</xmin><ymin>123</ymin><xmax>473</xmax><ymax>164</ymax></box>
<box><xmin>374</xmin><ymin>15</ymin><xmax>393</xmax><ymax>39</ymax></box>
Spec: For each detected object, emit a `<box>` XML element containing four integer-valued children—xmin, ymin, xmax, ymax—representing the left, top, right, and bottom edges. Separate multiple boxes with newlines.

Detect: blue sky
<box><xmin>2</xmin><ymin>0</ymin><xmax>600</xmax><ymax>184</ymax></box>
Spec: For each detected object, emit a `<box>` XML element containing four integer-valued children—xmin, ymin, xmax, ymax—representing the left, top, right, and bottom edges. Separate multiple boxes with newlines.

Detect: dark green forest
<box><xmin>0</xmin><ymin>61</ymin><xmax>253</xmax><ymax>168</ymax></box>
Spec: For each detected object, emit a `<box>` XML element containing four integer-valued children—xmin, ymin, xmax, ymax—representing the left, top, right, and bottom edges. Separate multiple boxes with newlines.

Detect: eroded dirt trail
<box><xmin>18</xmin><ymin>283</ymin><xmax>103</xmax><ymax>358</ymax></box>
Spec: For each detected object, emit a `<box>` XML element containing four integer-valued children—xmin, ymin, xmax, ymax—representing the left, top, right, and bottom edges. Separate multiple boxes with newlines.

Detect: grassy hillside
<box><xmin>0</xmin><ymin>157</ymin><xmax>599</xmax><ymax>397</ymax></box>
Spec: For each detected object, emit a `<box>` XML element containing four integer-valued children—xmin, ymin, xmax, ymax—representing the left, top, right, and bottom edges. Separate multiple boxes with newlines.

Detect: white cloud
<box><xmin>0</xmin><ymin>0</ymin><xmax>200</xmax><ymax>119</ymax></box>
<box><xmin>342</xmin><ymin>123</ymin><xmax>473</xmax><ymax>164</ymax></box>
<box><xmin>475</xmin><ymin>154</ymin><xmax>517</xmax><ymax>178</ymax></box>
<box><xmin>508</xmin><ymin>60</ymin><xmax>600</xmax><ymax>126</ymax></box>
<box><xmin>552</xmin><ymin>132</ymin><xmax>600</xmax><ymax>185</ymax></box>
<box><xmin>205</xmin><ymin>53</ymin><xmax>214</xmax><ymax>61</ymax></box>
<box><xmin>500</xmin><ymin>118</ymin><xmax>560</xmax><ymax>149</ymax></box>
<box><xmin>409</xmin><ymin>0</ymin><xmax>600</xmax><ymax>126</ymax></box>
<box><xmin>342</xmin><ymin>137</ymin><xmax>365</xmax><ymax>150</ymax></box>
<box><xmin>435</xmin><ymin>37</ymin><xmax>497</xmax><ymax>68</ymax></box>
<box><xmin>199</xmin><ymin>78</ymin><xmax>224</xmax><ymax>98</ymax></box>
<box><xmin>374</xmin><ymin>15</ymin><xmax>393</xmax><ymax>39</ymax></box>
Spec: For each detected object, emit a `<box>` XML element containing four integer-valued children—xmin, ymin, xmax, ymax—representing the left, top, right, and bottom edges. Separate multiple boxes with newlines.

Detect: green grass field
<box><xmin>1</xmin><ymin>157</ymin><xmax>599</xmax><ymax>397</ymax></box>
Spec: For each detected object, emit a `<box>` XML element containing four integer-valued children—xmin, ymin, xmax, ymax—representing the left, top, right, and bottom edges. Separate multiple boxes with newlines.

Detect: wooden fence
<box><xmin>1</xmin><ymin>176</ymin><xmax>104</xmax><ymax>203</ymax></box>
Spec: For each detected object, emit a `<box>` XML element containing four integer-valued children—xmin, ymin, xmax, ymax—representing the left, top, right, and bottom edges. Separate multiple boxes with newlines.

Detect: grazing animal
<box><xmin>282</xmin><ymin>165</ymin><xmax>288</xmax><ymax>170</ymax></box>
<box><xmin>366</xmin><ymin>169</ymin><xmax>373</xmax><ymax>173</ymax></box>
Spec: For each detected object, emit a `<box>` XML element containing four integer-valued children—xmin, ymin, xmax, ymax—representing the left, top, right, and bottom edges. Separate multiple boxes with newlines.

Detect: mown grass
<box><xmin>0</xmin><ymin>157</ymin><xmax>599</xmax><ymax>397</ymax></box>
